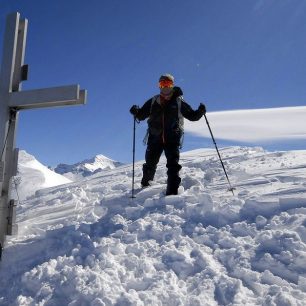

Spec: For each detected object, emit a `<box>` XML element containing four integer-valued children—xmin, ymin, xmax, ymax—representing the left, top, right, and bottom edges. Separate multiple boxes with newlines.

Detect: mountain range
<box><xmin>53</xmin><ymin>154</ymin><xmax>124</xmax><ymax>181</ymax></box>
<box><xmin>14</xmin><ymin>150</ymin><xmax>123</xmax><ymax>200</ymax></box>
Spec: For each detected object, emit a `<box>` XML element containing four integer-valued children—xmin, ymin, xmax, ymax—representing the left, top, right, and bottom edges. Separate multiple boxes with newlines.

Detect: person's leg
<box><xmin>164</xmin><ymin>143</ymin><xmax>182</xmax><ymax>195</ymax></box>
<box><xmin>141</xmin><ymin>138</ymin><xmax>163</xmax><ymax>187</ymax></box>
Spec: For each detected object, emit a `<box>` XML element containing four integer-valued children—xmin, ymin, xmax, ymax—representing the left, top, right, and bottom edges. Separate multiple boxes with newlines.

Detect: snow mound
<box><xmin>2</xmin><ymin>146</ymin><xmax>306</xmax><ymax>305</ymax></box>
<box><xmin>14</xmin><ymin>150</ymin><xmax>72</xmax><ymax>200</ymax></box>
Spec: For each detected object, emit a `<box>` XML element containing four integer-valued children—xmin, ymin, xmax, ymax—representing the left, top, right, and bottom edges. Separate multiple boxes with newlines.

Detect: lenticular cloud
<box><xmin>185</xmin><ymin>106</ymin><xmax>306</xmax><ymax>142</ymax></box>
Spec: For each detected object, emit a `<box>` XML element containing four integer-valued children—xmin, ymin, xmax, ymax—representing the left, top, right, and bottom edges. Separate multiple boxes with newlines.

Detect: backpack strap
<box><xmin>176</xmin><ymin>96</ymin><xmax>184</xmax><ymax>129</ymax></box>
<box><xmin>176</xmin><ymin>96</ymin><xmax>184</xmax><ymax>149</ymax></box>
<box><xmin>143</xmin><ymin>95</ymin><xmax>159</xmax><ymax>145</ymax></box>
<box><xmin>150</xmin><ymin>95</ymin><xmax>159</xmax><ymax>111</ymax></box>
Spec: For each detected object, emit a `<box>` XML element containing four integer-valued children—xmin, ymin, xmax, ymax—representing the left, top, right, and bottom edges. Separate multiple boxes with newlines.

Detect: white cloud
<box><xmin>185</xmin><ymin>106</ymin><xmax>306</xmax><ymax>143</ymax></box>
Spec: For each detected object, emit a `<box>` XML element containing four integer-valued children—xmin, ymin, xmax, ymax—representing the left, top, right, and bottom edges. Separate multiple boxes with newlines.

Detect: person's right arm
<box><xmin>130</xmin><ymin>98</ymin><xmax>152</xmax><ymax>121</ymax></box>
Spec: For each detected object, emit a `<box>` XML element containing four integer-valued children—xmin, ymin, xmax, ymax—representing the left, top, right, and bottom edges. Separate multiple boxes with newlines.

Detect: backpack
<box><xmin>143</xmin><ymin>95</ymin><xmax>185</xmax><ymax>148</ymax></box>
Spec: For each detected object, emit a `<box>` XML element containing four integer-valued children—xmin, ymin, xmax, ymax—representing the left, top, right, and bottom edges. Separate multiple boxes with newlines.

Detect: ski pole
<box><xmin>131</xmin><ymin>116</ymin><xmax>137</xmax><ymax>198</ymax></box>
<box><xmin>204</xmin><ymin>113</ymin><xmax>235</xmax><ymax>196</ymax></box>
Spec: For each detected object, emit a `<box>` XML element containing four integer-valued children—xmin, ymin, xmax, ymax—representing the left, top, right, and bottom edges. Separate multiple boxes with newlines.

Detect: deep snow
<box><xmin>1</xmin><ymin>147</ymin><xmax>306</xmax><ymax>305</ymax></box>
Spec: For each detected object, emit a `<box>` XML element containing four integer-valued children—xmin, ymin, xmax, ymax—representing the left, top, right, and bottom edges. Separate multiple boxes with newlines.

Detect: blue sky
<box><xmin>0</xmin><ymin>0</ymin><xmax>306</xmax><ymax>166</ymax></box>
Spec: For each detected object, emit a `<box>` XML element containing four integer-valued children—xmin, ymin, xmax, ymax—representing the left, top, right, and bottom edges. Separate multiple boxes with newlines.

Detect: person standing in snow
<box><xmin>130</xmin><ymin>74</ymin><xmax>206</xmax><ymax>195</ymax></box>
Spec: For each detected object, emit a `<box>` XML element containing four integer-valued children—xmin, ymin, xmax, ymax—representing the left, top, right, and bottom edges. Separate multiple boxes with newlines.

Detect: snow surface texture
<box><xmin>14</xmin><ymin>150</ymin><xmax>72</xmax><ymax>201</ymax></box>
<box><xmin>2</xmin><ymin>147</ymin><xmax>306</xmax><ymax>305</ymax></box>
<box><xmin>54</xmin><ymin>154</ymin><xmax>124</xmax><ymax>181</ymax></box>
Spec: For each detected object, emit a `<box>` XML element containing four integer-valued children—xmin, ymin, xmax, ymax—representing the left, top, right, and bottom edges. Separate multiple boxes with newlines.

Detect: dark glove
<box><xmin>130</xmin><ymin>105</ymin><xmax>139</xmax><ymax>116</ymax></box>
<box><xmin>198</xmin><ymin>103</ymin><xmax>206</xmax><ymax>115</ymax></box>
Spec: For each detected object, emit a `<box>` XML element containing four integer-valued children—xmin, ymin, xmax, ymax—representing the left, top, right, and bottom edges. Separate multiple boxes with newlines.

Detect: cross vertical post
<box><xmin>0</xmin><ymin>12</ymin><xmax>87</xmax><ymax>258</ymax></box>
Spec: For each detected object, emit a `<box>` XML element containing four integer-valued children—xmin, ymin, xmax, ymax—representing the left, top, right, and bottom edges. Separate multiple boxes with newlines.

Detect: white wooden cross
<box><xmin>0</xmin><ymin>12</ymin><xmax>87</xmax><ymax>258</ymax></box>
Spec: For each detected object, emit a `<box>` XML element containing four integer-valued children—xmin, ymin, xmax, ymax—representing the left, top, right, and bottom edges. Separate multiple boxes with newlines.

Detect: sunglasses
<box><xmin>159</xmin><ymin>80</ymin><xmax>174</xmax><ymax>89</ymax></box>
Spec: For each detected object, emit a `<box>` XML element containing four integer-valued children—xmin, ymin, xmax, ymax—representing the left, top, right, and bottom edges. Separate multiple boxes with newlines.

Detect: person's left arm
<box><xmin>181</xmin><ymin>99</ymin><xmax>206</xmax><ymax>121</ymax></box>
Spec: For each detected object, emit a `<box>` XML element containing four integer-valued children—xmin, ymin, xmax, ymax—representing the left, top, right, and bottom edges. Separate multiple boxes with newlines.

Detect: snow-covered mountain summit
<box><xmin>54</xmin><ymin>154</ymin><xmax>124</xmax><ymax>180</ymax></box>
<box><xmin>3</xmin><ymin>146</ymin><xmax>306</xmax><ymax>305</ymax></box>
<box><xmin>14</xmin><ymin>150</ymin><xmax>72</xmax><ymax>200</ymax></box>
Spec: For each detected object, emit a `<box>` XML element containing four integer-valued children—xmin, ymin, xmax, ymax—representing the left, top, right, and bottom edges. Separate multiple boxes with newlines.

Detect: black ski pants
<box><xmin>142</xmin><ymin>137</ymin><xmax>182</xmax><ymax>192</ymax></box>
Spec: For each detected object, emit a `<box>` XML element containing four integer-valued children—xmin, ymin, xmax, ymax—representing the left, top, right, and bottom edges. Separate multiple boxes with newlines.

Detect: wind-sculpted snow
<box><xmin>14</xmin><ymin>150</ymin><xmax>72</xmax><ymax>200</ymax></box>
<box><xmin>1</xmin><ymin>147</ymin><xmax>306</xmax><ymax>305</ymax></box>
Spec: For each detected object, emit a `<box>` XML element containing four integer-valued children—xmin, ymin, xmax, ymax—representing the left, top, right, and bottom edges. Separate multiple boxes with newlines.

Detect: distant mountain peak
<box><xmin>54</xmin><ymin>154</ymin><xmax>124</xmax><ymax>180</ymax></box>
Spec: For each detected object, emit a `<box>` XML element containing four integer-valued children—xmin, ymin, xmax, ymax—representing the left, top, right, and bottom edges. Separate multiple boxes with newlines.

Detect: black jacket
<box><xmin>136</xmin><ymin>87</ymin><xmax>202</xmax><ymax>145</ymax></box>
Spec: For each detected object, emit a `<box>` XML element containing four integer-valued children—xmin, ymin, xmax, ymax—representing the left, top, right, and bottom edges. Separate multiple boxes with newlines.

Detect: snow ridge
<box><xmin>14</xmin><ymin>150</ymin><xmax>72</xmax><ymax>200</ymax></box>
<box><xmin>2</xmin><ymin>147</ymin><xmax>306</xmax><ymax>305</ymax></box>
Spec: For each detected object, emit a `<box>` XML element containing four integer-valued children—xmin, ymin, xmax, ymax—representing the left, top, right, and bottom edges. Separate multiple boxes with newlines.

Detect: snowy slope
<box><xmin>14</xmin><ymin>150</ymin><xmax>72</xmax><ymax>200</ymax></box>
<box><xmin>54</xmin><ymin>154</ymin><xmax>124</xmax><ymax>180</ymax></box>
<box><xmin>2</xmin><ymin>147</ymin><xmax>306</xmax><ymax>305</ymax></box>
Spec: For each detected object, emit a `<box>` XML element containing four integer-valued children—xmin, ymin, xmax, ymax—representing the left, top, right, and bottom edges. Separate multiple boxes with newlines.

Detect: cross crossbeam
<box><xmin>9</xmin><ymin>85</ymin><xmax>86</xmax><ymax>109</ymax></box>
